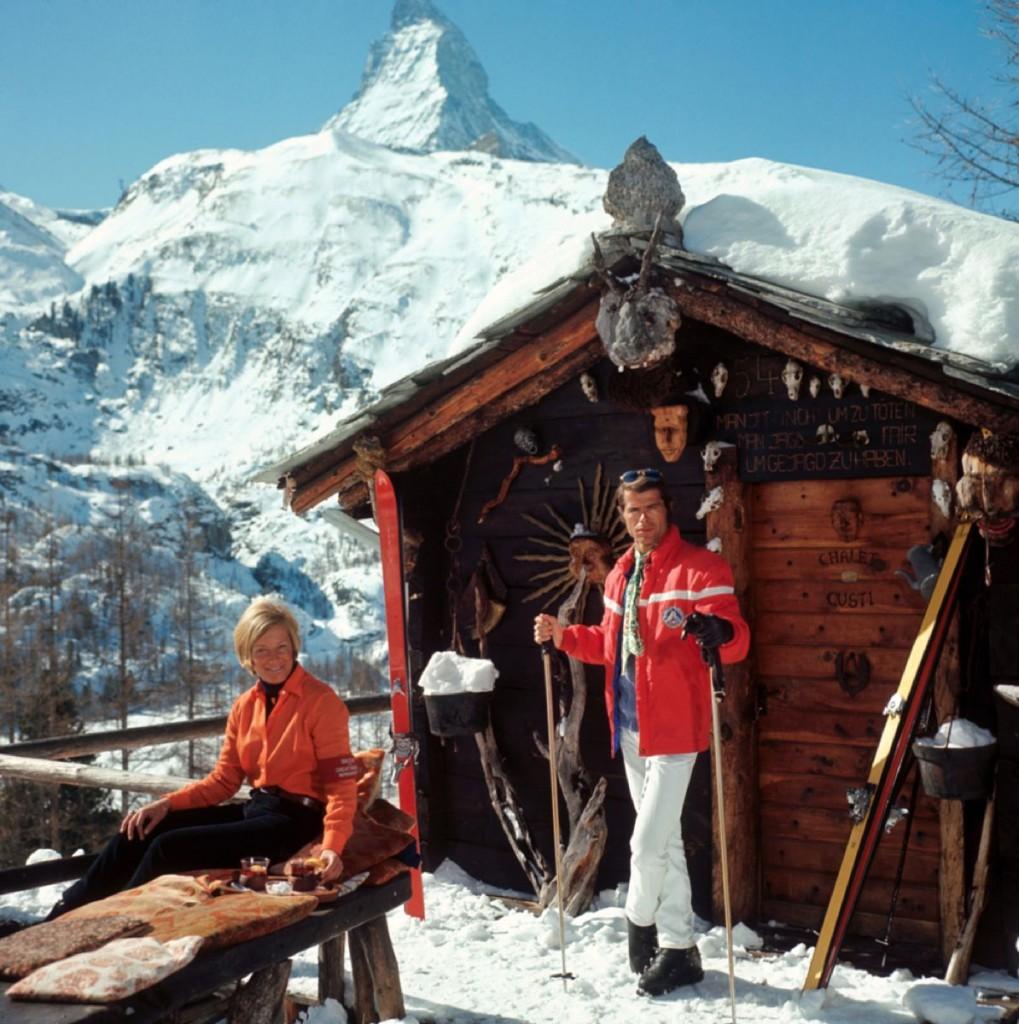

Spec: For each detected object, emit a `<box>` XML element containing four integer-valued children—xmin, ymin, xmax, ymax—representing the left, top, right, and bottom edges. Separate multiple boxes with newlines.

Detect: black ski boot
<box><xmin>637</xmin><ymin>945</ymin><xmax>703</xmax><ymax>996</ymax></box>
<box><xmin>627</xmin><ymin>919</ymin><xmax>658</xmax><ymax>974</ymax></box>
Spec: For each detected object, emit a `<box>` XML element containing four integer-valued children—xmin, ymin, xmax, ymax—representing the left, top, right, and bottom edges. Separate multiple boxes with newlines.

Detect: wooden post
<box><xmin>348</xmin><ymin>916</ymin><xmax>406</xmax><ymax>1024</ymax></box>
<box><xmin>704</xmin><ymin>446</ymin><xmax>759</xmax><ymax>924</ymax></box>
<box><xmin>318</xmin><ymin>934</ymin><xmax>345</xmax><ymax>1005</ymax></box>
<box><xmin>931</xmin><ymin>422</ymin><xmax>966</xmax><ymax>965</ymax></box>
<box><xmin>946</xmin><ymin>790</ymin><xmax>996</xmax><ymax>984</ymax></box>
<box><xmin>228</xmin><ymin>960</ymin><xmax>292</xmax><ymax>1024</ymax></box>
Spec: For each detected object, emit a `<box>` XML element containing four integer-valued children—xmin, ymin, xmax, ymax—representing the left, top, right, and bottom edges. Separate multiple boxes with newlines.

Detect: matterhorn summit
<box><xmin>323</xmin><ymin>0</ymin><xmax>577</xmax><ymax>163</ymax></box>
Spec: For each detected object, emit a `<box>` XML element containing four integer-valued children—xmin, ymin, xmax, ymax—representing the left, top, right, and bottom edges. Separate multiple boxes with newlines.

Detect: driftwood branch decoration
<box><xmin>470</xmin><ymin>556</ymin><xmax>552</xmax><ymax>898</ymax></box>
<box><xmin>477</xmin><ymin>445</ymin><xmax>562</xmax><ymax>524</ymax></box>
<box><xmin>591</xmin><ymin>215</ymin><xmax>681</xmax><ymax>370</ymax></box>
<box><xmin>474</xmin><ymin>724</ymin><xmax>552</xmax><ymax>896</ymax></box>
<box><xmin>534</xmin><ymin>571</ymin><xmax>609</xmax><ymax>915</ymax></box>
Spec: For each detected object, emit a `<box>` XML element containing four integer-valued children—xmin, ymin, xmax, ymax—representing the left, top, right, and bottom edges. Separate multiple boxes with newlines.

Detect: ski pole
<box><xmin>541</xmin><ymin>640</ymin><xmax>573</xmax><ymax>990</ymax></box>
<box><xmin>707</xmin><ymin>646</ymin><xmax>738</xmax><ymax>1024</ymax></box>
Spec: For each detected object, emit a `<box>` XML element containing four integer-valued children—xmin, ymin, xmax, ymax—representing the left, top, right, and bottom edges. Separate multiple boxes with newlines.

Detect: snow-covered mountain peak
<box><xmin>322</xmin><ymin>0</ymin><xmax>577</xmax><ymax>164</ymax></box>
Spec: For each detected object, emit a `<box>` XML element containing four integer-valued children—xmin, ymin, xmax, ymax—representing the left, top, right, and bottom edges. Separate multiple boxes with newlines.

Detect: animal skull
<box><xmin>701</xmin><ymin>440</ymin><xmax>731</xmax><ymax>473</ymax></box>
<box><xmin>852</xmin><ymin>430</ymin><xmax>870</xmax><ymax>447</ymax></box>
<box><xmin>828</xmin><ymin>373</ymin><xmax>846</xmax><ymax>399</ymax></box>
<box><xmin>706</xmin><ymin>537</ymin><xmax>723</xmax><ymax>553</ymax></box>
<box><xmin>932</xmin><ymin>479</ymin><xmax>953</xmax><ymax>520</ymax></box>
<box><xmin>816</xmin><ymin>424</ymin><xmax>836</xmax><ymax>444</ymax></box>
<box><xmin>513</xmin><ymin>426</ymin><xmax>540</xmax><ymax>455</ymax></box>
<box><xmin>781</xmin><ymin>359</ymin><xmax>803</xmax><ymax>401</ymax></box>
<box><xmin>579</xmin><ymin>372</ymin><xmax>599</xmax><ymax>403</ymax></box>
<box><xmin>859</xmin><ymin>382</ymin><xmax>871</xmax><ymax>398</ymax></box>
<box><xmin>809</xmin><ymin>376</ymin><xmax>821</xmax><ymax>398</ymax></box>
<box><xmin>930</xmin><ymin>422</ymin><xmax>954</xmax><ymax>461</ymax></box>
<box><xmin>711</xmin><ymin>362</ymin><xmax>728</xmax><ymax>398</ymax></box>
<box><xmin>695</xmin><ymin>486</ymin><xmax>724</xmax><ymax>520</ymax></box>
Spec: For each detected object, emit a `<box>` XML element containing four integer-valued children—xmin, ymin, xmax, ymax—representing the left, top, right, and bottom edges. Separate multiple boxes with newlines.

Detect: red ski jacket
<box><xmin>559</xmin><ymin>524</ymin><xmax>750</xmax><ymax>756</ymax></box>
<box><xmin>166</xmin><ymin>664</ymin><xmax>359</xmax><ymax>854</ymax></box>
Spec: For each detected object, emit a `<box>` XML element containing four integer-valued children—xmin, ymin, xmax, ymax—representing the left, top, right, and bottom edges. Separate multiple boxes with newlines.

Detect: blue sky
<box><xmin>0</xmin><ymin>1</ymin><xmax>1006</xmax><ymax>211</ymax></box>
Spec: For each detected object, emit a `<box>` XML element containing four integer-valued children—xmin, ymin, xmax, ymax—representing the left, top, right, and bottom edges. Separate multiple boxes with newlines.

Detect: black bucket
<box><xmin>912</xmin><ymin>739</ymin><xmax>997</xmax><ymax>800</ymax></box>
<box><xmin>994</xmin><ymin>685</ymin><xmax>1019</xmax><ymax>762</ymax></box>
<box><xmin>424</xmin><ymin>692</ymin><xmax>491</xmax><ymax>737</ymax></box>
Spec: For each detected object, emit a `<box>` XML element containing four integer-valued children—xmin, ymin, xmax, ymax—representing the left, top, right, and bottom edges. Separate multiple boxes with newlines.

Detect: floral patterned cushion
<box><xmin>0</xmin><ymin>914</ymin><xmax>149</xmax><ymax>980</ymax></box>
<box><xmin>7</xmin><ymin>935</ymin><xmax>203</xmax><ymax>1003</ymax></box>
<box><xmin>63</xmin><ymin>874</ymin><xmax>318</xmax><ymax>951</ymax></box>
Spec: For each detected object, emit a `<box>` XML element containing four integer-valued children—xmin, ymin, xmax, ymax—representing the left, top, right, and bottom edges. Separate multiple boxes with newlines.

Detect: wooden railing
<box><xmin>0</xmin><ymin>692</ymin><xmax>392</xmax><ymax>895</ymax></box>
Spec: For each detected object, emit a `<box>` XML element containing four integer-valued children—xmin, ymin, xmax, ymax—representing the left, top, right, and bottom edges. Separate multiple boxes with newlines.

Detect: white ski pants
<box><xmin>620</xmin><ymin>727</ymin><xmax>697</xmax><ymax>949</ymax></box>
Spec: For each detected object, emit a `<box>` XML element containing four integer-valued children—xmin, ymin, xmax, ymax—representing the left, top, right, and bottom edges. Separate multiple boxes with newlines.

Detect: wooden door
<box><xmin>753</xmin><ymin>476</ymin><xmax>942</xmax><ymax>945</ymax></box>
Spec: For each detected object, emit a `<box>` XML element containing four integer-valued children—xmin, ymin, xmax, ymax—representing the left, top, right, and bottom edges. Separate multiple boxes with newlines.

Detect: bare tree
<box><xmin>910</xmin><ymin>0</ymin><xmax>1019</xmax><ymax>218</ymax></box>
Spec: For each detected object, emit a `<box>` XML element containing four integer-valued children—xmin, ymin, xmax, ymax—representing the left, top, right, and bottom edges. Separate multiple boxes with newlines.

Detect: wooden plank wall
<box><xmin>753</xmin><ymin>476</ymin><xmax>942</xmax><ymax>944</ymax></box>
<box><xmin>399</xmin><ymin>355</ymin><xmax>716</xmax><ymax>909</ymax></box>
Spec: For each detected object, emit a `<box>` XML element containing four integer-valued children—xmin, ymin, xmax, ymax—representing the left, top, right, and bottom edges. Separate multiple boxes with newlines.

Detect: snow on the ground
<box><xmin>4</xmin><ymin>858</ymin><xmax>1012</xmax><ymax>1024</ymax></box>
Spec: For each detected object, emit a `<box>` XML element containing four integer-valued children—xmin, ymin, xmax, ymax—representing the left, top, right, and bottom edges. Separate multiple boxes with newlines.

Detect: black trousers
<box><xmin>51</xmin><ymin>791</ymin><xmax>323</xmax><ymax>917</ymax></box>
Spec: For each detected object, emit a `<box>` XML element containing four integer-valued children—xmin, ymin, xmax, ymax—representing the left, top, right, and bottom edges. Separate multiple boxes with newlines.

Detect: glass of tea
<box><xmin>239</xmin><ymin>856</ymin><xmax>270</xmax><ymax>891</ymax></box>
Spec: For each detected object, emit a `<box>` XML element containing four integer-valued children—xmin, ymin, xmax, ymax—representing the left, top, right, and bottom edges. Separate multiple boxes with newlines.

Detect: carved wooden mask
<box><xmin>568</xmin><ymin>536</ymin><xmax>614</xmax><ymax>585</ymax></box>
<box><xmin>830</xmin><ymin>498</ymin><xmax>862</xmax><ymax>542</ymax></box>
<box><xmin>650</xmin><ymin>404</ymin><xmax>689</xmax><ymax>463</ymax></box>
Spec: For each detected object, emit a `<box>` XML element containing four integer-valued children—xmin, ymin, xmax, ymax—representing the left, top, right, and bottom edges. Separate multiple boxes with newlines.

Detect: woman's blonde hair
<box><xmin>234</xmin><ymin>597</ymin><xmax>301</xmax><ymax>673</ymax></box>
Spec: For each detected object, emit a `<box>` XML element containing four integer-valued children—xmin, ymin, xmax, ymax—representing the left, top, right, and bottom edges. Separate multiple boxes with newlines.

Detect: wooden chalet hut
<box><xmin>259</xmin><ymin>150</ymin><xmax>1019</xmax><ymax>970</ymax></box>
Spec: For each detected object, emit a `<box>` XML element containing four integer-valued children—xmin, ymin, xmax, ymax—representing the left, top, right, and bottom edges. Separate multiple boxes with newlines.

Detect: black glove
<box><xmin>682</xmin><ymin>612</ymin><xmax>734</xmax><ymax>650</ymax></box>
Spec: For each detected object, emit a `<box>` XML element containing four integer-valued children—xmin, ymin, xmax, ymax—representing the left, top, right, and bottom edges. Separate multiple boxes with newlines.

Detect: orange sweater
<box><xmin>165</xmin><ymin>664</ymin><xmax>358</xmax><ymax>854</ymax></box>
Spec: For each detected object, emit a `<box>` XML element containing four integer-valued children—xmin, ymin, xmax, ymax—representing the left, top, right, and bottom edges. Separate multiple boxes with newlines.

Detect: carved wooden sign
<box><xmin>708</xmin><ymin>353</ymin><xmax>937</xmax><ymax>482</ymax></box>
<box><xmin>712</xmin><ymin>395</ymin><xmax>935</xmax><ymax>482</ymax></box>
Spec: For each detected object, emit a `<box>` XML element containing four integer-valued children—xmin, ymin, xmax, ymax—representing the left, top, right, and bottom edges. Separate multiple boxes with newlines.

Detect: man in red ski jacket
<box><xmin>535</xmin><ymin>468</ymin><xmax>749</xmax><ymax>996</ymax></box>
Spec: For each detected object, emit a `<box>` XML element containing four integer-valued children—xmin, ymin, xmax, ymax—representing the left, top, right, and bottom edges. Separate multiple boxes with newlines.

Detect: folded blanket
<box><xmin>276</xmin><ymin>796</ymin><xmax>416</xmax><ymax>887</ymax></box>
<box><xmin>0</xmin><ymin>914</ymin><xmax>149</xmax><ymax>980</ymax></box>
<box><xmin>7</xmin><ymin>935</ymin><xmax>203</xmax><ymax>1003</ymax></box>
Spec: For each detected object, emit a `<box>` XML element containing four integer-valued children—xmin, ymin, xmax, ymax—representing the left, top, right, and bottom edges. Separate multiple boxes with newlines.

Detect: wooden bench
<box><xmin>0</xmin><ymin>873</ymin><xmax>410</xmax><ymax>1024</ymax></box>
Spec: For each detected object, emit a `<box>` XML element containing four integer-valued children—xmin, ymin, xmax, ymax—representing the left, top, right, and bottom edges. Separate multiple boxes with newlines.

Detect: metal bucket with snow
<box><xmin>419</xmin><ymin>650</ymin><xmax>497</xmax><ymax>738</ymax></box>
<box><xmin>912</xmin><ymin>738</ymin><xmax>997</xmax><ymax>800</ymax></box>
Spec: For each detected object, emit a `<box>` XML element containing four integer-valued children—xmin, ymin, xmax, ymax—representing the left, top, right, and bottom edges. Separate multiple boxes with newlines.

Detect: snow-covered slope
<box><xmin>0</xmin><ymin>192</ymin><xmax>85</xmax><ymax>312</ymax></box>
<box><xmin>3</xmin><ymin>0</ymin><xmax>1018</xmax><ymax>722</ymax></box>
<box><xmin>323</xmin><ymin>0</ymin><xmax>577</xmax><ymax>164</ymax></box>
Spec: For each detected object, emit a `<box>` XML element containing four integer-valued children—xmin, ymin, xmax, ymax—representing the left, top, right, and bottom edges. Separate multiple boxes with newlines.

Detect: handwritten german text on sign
<box><xmin>713</xmin><ymin>396</ymin><xmax>934</xmax><ymax>481</ymax></box>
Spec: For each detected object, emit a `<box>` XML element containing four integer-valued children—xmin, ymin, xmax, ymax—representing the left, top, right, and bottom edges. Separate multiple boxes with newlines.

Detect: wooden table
<box><xmin>0</xmin><ymin>874</ymin><xmax>410</xmax><ymax>1024</ymax></box>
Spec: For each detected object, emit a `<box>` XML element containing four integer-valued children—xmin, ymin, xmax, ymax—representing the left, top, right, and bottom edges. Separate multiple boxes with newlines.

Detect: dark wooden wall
<box><xmin>399</xmin><ymin>353</ymin><xmax>713</xmax><ymax>909</ymax></box>
<box><xmin>394</xmin><ymin>321</ymin><xmax>1003</xmax><ymax>954</ymax></box>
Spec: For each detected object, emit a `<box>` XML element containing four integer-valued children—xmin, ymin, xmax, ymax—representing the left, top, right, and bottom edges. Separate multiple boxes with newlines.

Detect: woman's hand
<box><xmin>120</xmin><ymin>798</ymin><xmax>170</xmax><ymax>841</ymax></box>
<box><xmin>533</xmin><ymin>614</ymin><xmax>563</xmax><ymax>648</ymax></box>
<box><xmin>318</xmin><ymin>849</ymin><xmax>343</xmax><ymax>884</ymax></box>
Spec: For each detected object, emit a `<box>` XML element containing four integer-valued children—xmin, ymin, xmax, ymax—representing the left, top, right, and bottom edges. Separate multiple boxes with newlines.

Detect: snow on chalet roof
<box><xmin>257</xmin><ymin>157</ymin><xmax>1019</xmax><ymax>485</ymax></box>
<box><xmin>456</xmin><ymin>158</ymin><xmax>1019</xmax><ymax>384</ymax></box>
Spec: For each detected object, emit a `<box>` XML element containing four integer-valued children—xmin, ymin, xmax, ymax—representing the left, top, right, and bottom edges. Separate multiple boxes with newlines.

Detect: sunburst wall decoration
<box><xmin>515</xmin><ymin>464</ymin><xmax>629</xmax><ymax>608</ymax></box>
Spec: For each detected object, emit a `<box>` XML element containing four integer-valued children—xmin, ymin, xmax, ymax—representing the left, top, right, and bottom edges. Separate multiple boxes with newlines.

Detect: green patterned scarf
<box><xmin>623</xmin><ymin>550</ymin><xmax>647</xmax><ymax>659</ymax></box>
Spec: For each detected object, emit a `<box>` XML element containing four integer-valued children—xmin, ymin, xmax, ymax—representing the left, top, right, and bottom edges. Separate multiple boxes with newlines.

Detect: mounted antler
<box><xmin>591</xmin><ymin>213</ymin><xmax>680</xmax><ymax>370</ymax></box>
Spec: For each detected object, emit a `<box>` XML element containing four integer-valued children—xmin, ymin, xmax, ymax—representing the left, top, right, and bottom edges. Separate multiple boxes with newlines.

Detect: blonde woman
<box><xmin>48</xmin><ymin>598</ymin><xmax>358</xmax><ymax>917</ymax></box>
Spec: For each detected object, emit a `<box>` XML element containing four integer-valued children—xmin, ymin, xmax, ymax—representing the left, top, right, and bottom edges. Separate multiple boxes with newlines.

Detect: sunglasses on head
<box><xmin>619</xmin><ymin>468</ymin><xmax>664</xmax><ymax>484</ymax></box>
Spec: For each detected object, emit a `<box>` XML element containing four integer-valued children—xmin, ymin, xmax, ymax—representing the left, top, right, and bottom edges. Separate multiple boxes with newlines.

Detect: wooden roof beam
<box><xmin>290</xmin><ymin>301</ymin><xmax>602</xmax><ymax>514</ymax></box>
<box><xmin>672</xmin><ymin>277</ymin><xmax>1019</xmax><ymax>433</ymax></box>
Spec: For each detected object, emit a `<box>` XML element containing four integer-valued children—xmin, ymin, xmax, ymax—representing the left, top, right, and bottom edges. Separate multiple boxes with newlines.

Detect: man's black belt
<box><xmin>252</xmin><ymin>786</ymin><xmax>324</xmax><ymax>812</ymax></box>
